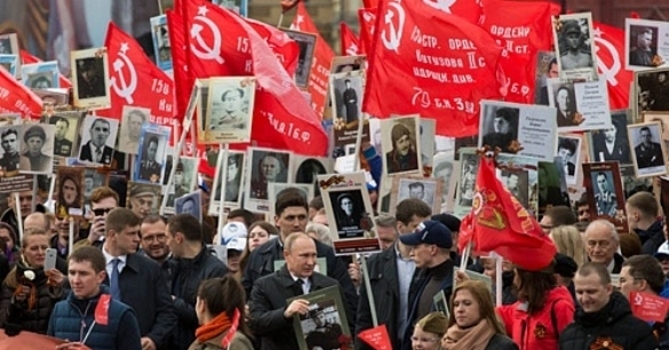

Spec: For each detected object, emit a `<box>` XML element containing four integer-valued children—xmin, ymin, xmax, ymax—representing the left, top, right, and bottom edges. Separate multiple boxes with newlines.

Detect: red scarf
<box><xmin>195</xmin><ymin>309</ymin><xmax>240</xmax><ymax>345</ymax></box>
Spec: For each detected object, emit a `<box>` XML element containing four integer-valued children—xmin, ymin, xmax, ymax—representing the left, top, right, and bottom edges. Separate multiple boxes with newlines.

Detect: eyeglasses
<box><xmin>92</xmin><ymin>207</ymin><xmax>114</xmax><ymax>216</ymax></box>
<box><xmin>411</xmin><ymin>336</ymin><xmax>439</xmax><ymax>343</ymax></box>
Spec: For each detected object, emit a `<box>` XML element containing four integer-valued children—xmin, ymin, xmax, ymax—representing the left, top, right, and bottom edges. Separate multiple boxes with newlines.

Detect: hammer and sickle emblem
<box><xmin>381</xmin><ymin>2</ymin><xmax>406</xmax><ymax>53</ymax></box>
<box><xmin>593</xmin><ymin>27</ymin><xmax>621</xmax><ymax>87</ymax></box>
<box><xmin>111</xmin><ymin>47</ymin><xmax>138</xmax><ymax>104</ymax></box>
<box><xmin>190</xmin><ymin>12</ymin><xmax>225</xmax><ymax>64</ymax></box>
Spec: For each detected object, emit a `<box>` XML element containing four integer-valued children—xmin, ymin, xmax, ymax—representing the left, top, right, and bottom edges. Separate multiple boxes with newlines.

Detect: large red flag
<box><xmin>479</xmin><ymin>0</ymin><xmax>553</xmax><ymax>104</ymax></box>
<box><xmin>340</xmin><ymin>22</ymin><xmax>361</xmax><ymax>56</ymax></box>
<box><xmin>363</xmin><ymin>0</ymin><xmax>503</xmax><ymax>137</ymax></box>
<box><xmin>97</xmin><ymin>22</ymin><xmax>177</xmax><ymax>131</ymax></box>
<box><xmin>0</xmin><ymin>67</ymin><xmax>42</xmax><ymax>118</ymax></box>
<box><xmin>19</xmin><ymin>50</ymin><xmax>72</xmax><ymax>89</ymax></box>
<box><xmin>245</xmin><ymin>18</ymin><xmax>300</xmax><ymax>76</ymax></box>
<box><xmin>290</xmin><ymin>2</ymin><xmax>334</xmax><ymax>119</ymax></box>
<box><xmin>459</xmin><ymin>155</ymin><xmax>556</xmax><ymax>271</ymax></box>
<box><xmin>593</xmin><ymin>22</ymin><xmax>632</xmax><ymax>110</ymax></box>
<box><xmin>358</xmin><ymin>8</ymin><xmax>376</xmax><ymax>55</ymax></box>
<box><xmin>414</xmin><ymin>0</ymin><xmax>482</xmax><ymax>24</ymax></box>
<box><xmin>180</xmin><ymin>0</ymin><xmax>328</xmax><ymax>155</ymax></box>
<box><xmin>167</xmin><ymin>8</ymin><xmax>193</xmax><ymax>122</ymax></box>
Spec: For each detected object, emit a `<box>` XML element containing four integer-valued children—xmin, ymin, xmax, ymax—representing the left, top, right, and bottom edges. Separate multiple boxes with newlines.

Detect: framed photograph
<box><xmin>214</xmin><ymin>0</ymin><xmax>248</xmax><ymax>17</ymax></box>
<box><xmin>332</xmin><ymin>117</ymin><xmax>370</xmax><ymax>159</ymax></box>
<box><xmin>287</xmin><ymin>285</ymin><xmax>353</xmax><ymax>350</ymax></box>
<box><xmin>150</xmin><ymin>15</ymin><xmax>173</xmax><ymax>72</ymax></box>
<box><xmin>625</xmin><ymin>18</ymin><xmax>667</xmax><ymax>71</ymax></box>
<box><xmin>78</xmin><ymin>116</ymin><xmax>119</xmax><ymax>166</ymax></box>
<box><xmin>330</xmin><ymin>71</ymin><xmax>363</xmax><ymax>126</ymax></box>
<box><xmin>292</xmin><ymin>155</ymin><xmax>332</xmax><ymax>196</ymax></box>
<box><xmin>35</xmin><ymin>89</ymin><xmax>70</xmax><ymax>108</ymax></box>
<box><xmin>330</xmin><ymin>55</ymin><xmax>365</xmax><ymax>74</ymax></box>
<box><xmin>0</xmin><ymin>33</ymin><xmax>20</xmax><ymax>78</ymax></box>
<box><xmin>127</xmin><ymin>182</ymin><xmax>162</xmax><ymax>217</ymax></box>
<box><xmin>22</xmin><ymin>61</ymin><xmax>60</xmax><ymax>89</ymax></box>
<box><xmin>433</xmin><ymin>290</ymin><xmax>450</xmax><ymax>319</ymax></box>
<box><xmin>628</xmin><ymin>122</ymin><xmax>668</xmax><ymax>177</ymax></box>
<box><xmin>164</xmin><ymin>156</ymin><xmax>198</xmax><ymax>214</ymax></box>
<box><xmin>318</xmin><ymin>172</ymin><xmax>381</xmax><ymax>255</ymax></box>
<box><xmin>0</xmin><ymin>54</ymin><xmax>18</xmax><ymax>77</ymax></box>
<box><xmin>71</xmin><ymin>48</ymin><xmax>111</xmax><ymax>109</ymax></box>
<box><xmin>546</xmin><ymin>77</ymin><xmax>611</xmax><ymax>131</ymax></box>
<box><xmin>83</xmin><ymin>168</ymin><xmax>109</xmax><ymax>205</ymax></box>
<box><xmin>245</xmin><ymin>147</ymin><xmax>293</xmax><ymax>213</ymax></box>
<box><xmin>175</xmin><ymin>191</ymin><xmax>202</xmax><ymax>221</ymax></box>
<box><xmin>267</xmin><ymin>183</ymin><xmax>314</xmax><ymax>220</ymax></box>
<box><xmin>389</xmin><ymin>176</ymin><xmax>442</xmax><ymax>216</ymax></box>
<box><xmin>454</xmin><ymin>135</ymin><xmax>477</xmax><ymax>161</ymax></box>
<box><xmin>49</xmin><ymin>112</ymin><xmax>82</xmax><ymax>158</ymax></box>
<box><xmin>479</xmin><ymin>101</ymin><xmax>557</xmax><ymax>161</ymax></box>
<box><xmin>538</xmin><ymin>159</ymin><xmax>570</xmax><ymax>216</ymax></box>
<box><xmin>556</xmin><ymin>135</ymin><xmax>582</xmax><ymax>185</ymax></box>
<box><xmin>18</xmin><ymin>124</ymin><xmax>55</xmax><ymax>175</ymax></box>
<box><xmin>117</xmin><ymin>106</ymin><xmax>150</xmax><ymax>155</ymax></box>
<box><xmin>210</xmin><ymin>151</ymin><xmax>245</xmax><ymax>216</ymax></box>
<box><xmin>0</xmin><ymin>125</ymin><xmax>23</xmax><ymax>176</ymax></box>
<box><xmin>56</xmin><ymin>166</ymin><xmax>84</xmax><ymax>217</ymax></box>
<box><xmin>582</xmin><ymin>161</ymin><xmax>627</xmax><ymax>232</ymax></box>
<box><xmin>643</xmin><ymin>111</ymin><xmax>669</xmax><ymax>167</ymax></box>
<box><xmin>420</xmin><ymin>118</ymin><xmax>436</xmax><ymax>177</ymax></box>
<box><xmin>454</xmin><ymin>148</ymin><xmax>478</xmax><ymax>217</ymax></box>
<box><xmin>133</xmin><ymin>123</ymin><xmax>171</xmax><ymax>184</ymax></box>
<box><xmin>534</xmin><ymin>51</ymin><xmax>558</xmax><ymax>105</ymax></box>
<box><xmin>204</xmin><ymin>77</ymin><xmax>256</xmax><ymax>143</ymax></box>
<box><xmin>380</xmin><ymin>116</ymin><xmax>422</xmax><ymax>176</ymax></box>
<box><xmin>587</xmin><ymin>110</ymin><xmax>633</xmax><ymax>166</ymax></box>
<box><xmin>552</xmin><ymin>13</ymin><xmax>598</xmax><ymax>81</ymax></box>
<box><xmin>634</xmin><ymin>68</ymin><xmax>669</xmax><ymax>116</ymax></box>
<box><xmin>282</xmin><ymin>29</ymin><xmax>317</xmax><ymax>89</ymax></box>
<box><xmin>496</xmin><ymin>154</ymin><xmax>539</xmax><ymax>216</ymax></box>
<box><xmin>432</xmin><ymin>152</ymin><xmax>456</xmax><ymax>213</ymax></box>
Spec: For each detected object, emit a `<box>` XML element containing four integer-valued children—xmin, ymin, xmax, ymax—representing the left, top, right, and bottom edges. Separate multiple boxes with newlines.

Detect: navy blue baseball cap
<box><xmin>399</xmin><ymin>220</ymin><xmax>453</xmax><ymax>249</ymax></box>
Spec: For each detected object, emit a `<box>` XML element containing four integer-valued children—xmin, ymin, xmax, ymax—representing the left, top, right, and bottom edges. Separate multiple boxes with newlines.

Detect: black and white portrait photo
<box><xmin>457</xmin><ymin>151</ymin><xmax>478</xmax><ymax>209</ymax></box>
<box><xmin>246</xmin><ymin>148</ymin><xmax>292</xmax><ymax>211</ymax></box>
<box><xmin>629</xmin><ymin>122</ymin><xmax>667</xmax><ymax>177</ymax></box>
<box><xmin>56</xmin><ymin>167</ymin><xmax>84</xmax><ymax>218</ymax></box>
<box><xmin>19</xmin><ymin>124</ymin><xmax>54</xmax><ymax>174</ymax></box>
<box><xmin>283</xmin><ymin>30</ymin><xmax>316</xmax><ymax>88</ymax></box>
<box><xmin>166</xmin><ymin>157</ymin><xmax>198</xmax><ymax>209</ymax></box>
<box><xmin>552</xmin><ymin>83</ymin><xmax>579</xmax><ymax>128</ymax></box>
<box><xmin>394</xmin><ymin>177</ymin><xmax>441</xmax><ymax>214</ymax></box>
<box><xmin>214</xmin><ymin>151</ymin><xmax>245</xmax><ymax>206</ymax></box>
<box><xmin>591</xmin><ymin>170</ymin><xmax>617</xmax><ymax>217</ymax></box>
<box><xmin>294</xmin><ymin>157</ymin><xmax>329</xmax><ymax>196</ymax></box>
<box><xmin>134</xmin><ymin>127</ymin><xmax>168</xmax><ymax>184</ymax></box>
<box><xmin>0</xmin><ymin>126</ymin><xmax>21</xmax><ymax>174</ymax></box>
<box><xmin>432</xmin><ymin>153</ymin><xmax>455</xmax><ymax>209</ymax></box>
<box><xmin>500</xmin><ymin>169</ymin><xmax>529</xmax><ymax>208</ymax></box>
<box><xmin>150</xmin><ymin>15</ymin><xmax>172</xmax><ymax>71</ymax></box>
<box><xmin>206</xmin><ymin>77</ymin><xmax>256</xmax><ymax>143</ymax></box>
<box><xmin>176</xmin><ymin>191</ymin><xmax>202</xmax><ymax>221</ymax></box>
<box><xmin>49</xmin><ymin>113</ymin><xmax>81</xmax><ymax>158</ymax></box>
<box><xmin>71</xmin><ymin>48</ymin><xmax>110</xmax><ymax>109</ymax></box>
<box><xmin>589</xmin><ymin>111</ymin><xmax>632</xmax><ymax>165</ymax></box>
<box><xmin>0</xmin><ymin>37</ymin><xmax>11</xmax><ymax>54</ymax></box>
<box><xmin>557</xmin><ymin>136</ymin><xmax>581</xmax><ymax>184</ymax></box>
<box><xmin>328</xmin><ymin>190</ymin><xmax>365</xmax><ymax>239</ymax></box>
<box><xmin>127</xmin><ymin>182</ymin><xmax>162</xmax><ymax>218</ymax></box>
<box><xmin>301</xmin><ymin>303</ymin><xmax>346</xmax><ymax>350</ymax></box>
<box><xmin>636</xmin><ymin>68</ymin><xmax>669</xmax><ymax>113</ymax></box>
<box><xmin>331</xmin><ymin>72</ymin><xmax>362</xmax><ymax>124</ymax></box>
<box><xmin>535</xmin><ymin>51</ymin><xmax>559</xmax><ymax>106</ymax></box>
<box><xmin>83</xmin><ymin>168</ymin><xmax>107</xmax><ymax>204</ymax></box>
<box><xmin>479</xmin><ymin>106</ymin><xmax>519</xmax><ymax>153</ymax></box>
<box><xmin>27</xmin><ymin>72</ymin><xmax>54</xmax><ymax>89</ymax></box>
<box><xmin>381</xmin><ymin>116</ymin><xmax>421</xmax><ymax>176</ymax></box>
<box><xmin>553</xmin><ymin>14</ymin><xmax>597</xmax><ymax>81</ymax></box>
<box><xmin>78</xmin><ymin>116</ymin><xmax>119</xmax><ymax>166</ymax></box>
<box><xmin>117</xmin><ymin>107</ymin><xmax>149</xmax><ymax>155</ymax></box>
<box><xmin>628</xmin><ymin>25</ymin><xmax>658</xmax><ymax>68</ymax></box>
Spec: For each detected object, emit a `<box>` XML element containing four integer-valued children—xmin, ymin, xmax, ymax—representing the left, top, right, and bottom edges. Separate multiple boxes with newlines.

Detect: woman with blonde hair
<box><xmin>549</xmin><ymin>225</ymin><xmax>587</xmax><ymax>266</ymax></box>
<box><xmin>442</xmin><ymin>280</ymin><xmax>517</xmax><ymax>350</ymax></box>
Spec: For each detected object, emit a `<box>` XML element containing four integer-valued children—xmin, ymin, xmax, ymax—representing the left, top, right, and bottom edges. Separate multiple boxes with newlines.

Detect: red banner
<box><xmin>94</xmin><ymin>294</ymin><xmax>111</xmax><ymax>326</ymax></box>
<box><xmin>358</xmin><ymin>325</ymin><xmax>393</xmax><ymax>350</ymax></box>
<box><xmin>630</xmin><ymin>291</ymin><xmax>669</xmax><ymax>323</ymax></box>
<box><xmin>358</xmin><ymin>8</ymin><xmax>377</xmax><ymax>55</ymax></box>
<box><xmin>593</xmin><ymin>22</ymin><xmax>632</xmax><ymax>110</ymax></box>
<box><xmin>0</xmin><ymin>67</ymin><xmax>42</xmax><ymax>119</ymax></box>
<box><xmin>340</xmin><ymin>22</ymin><xmax>361</xmax><ymax>56</ymax></box>
<box><xmin>97</xmin><ymin>22</ymin><xmax>177</xmax><ymax>133</ymax></box>
<box><xmin>290</xmin><ymin>2</ymin><xmax>334</xmax><ymax>119</ymax></box>
<box><xmin>478</xmin><ymin>0</ymin><xmax>553</xmax><ymax>104</ymax></box>
<box><xmin>19</xmin><ymin>50</ymin><xmax>72</xmax><ymax>89</ymax></box>
<box><xmin>363</xmin><ymin>0</ymin><xmax>503</xmax><ymax>137</ymax></box>
<box><xmin>246</xmin><ymin>17</ymin><xmax>300</xmax><ymax>76</ymax></box>
<box><xmin>167</xmin><ymin>8</ymin><xmax>193</xmax><ymax>124</ymax></box>
<box><xmin>413</xmin><ymin>0</ymin><xmax>482</xmax><ymax>24</ymax></box>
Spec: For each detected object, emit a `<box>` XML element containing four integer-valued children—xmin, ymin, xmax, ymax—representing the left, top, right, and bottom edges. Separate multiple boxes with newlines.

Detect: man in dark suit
<box><xmin>52</xmin><ymin>117</ymin><xmax>73</xmax><ymax>157</ymax></box>
<box><xmin>138</xmin><ymin>136</ymin><xmax>162</xmax><ymax>182</ymax></box>
<box><xmin>635</xmin><ymin>126</ymin><xmax>665</xmax><ymax>169</ymax></box>
<box><xmin>102</xmin><ymin>208</ymin><xmax>177</xmax><ymax>350</ymax></box>
<box><xmin>76</xmin><ymin>58</ymin><xmax>106</xmax><ymax>99</ymax></box>
<box><xmin>249</xmin><ymin>232</ymin><xmax>355</xmax><ymax>350</ymax></box>
<box><xmin>342</xmin><ymin>79</ymin><xmax>358</xmax><ymax>123</ymax></box>
<box><xmin>0</xmin><ymin>127</ymin><xmax>20</xmax><ymax>172</ymax></box>
<box><xmin>79</xmin><ymin>118</ymin><xmax>114</xmax><ymax>165</ymax></box>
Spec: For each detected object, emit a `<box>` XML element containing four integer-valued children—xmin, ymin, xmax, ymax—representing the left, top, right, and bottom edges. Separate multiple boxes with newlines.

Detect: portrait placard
<box><xmin>287</xmin><ymin>285</ymin><xmax>353</xmax><ymax>350</ymax></box>
<box><xmin>496</xmin><ymin>154</ymin><xmax>539</xmax><ymax>216</ymax></box>
<box><xmin>49</xmin><ymin>112</ymin><xmax>82</xmax><ymax>159</ymax></box>
<box><xmin>587</xmin><ymin>110</ymin><xmax>633</xmax><ymax>167</ymax></box>
<box><xmin>582</xmin><ymin>161</ymin><xmax>627</xmax><ymax>233</ymax></box>
<box><xmin>389</xmin><ymin>176</ymin><xmax>442</xmax><ymax>216</ymax></box>
<box><xmin>546</xmin><ymin>77</ymin><xmax>611</xmax><ymax>131</ymax></box>
<box><xmin>0</xmin><ymin>33</ymin><xmax>20</xmax><ymax>78</ymax></box>
<box><xmin>267</xmin><ymin>182</ymin><xmax>314</xmax><ymax>220</ymax></box>
<box><xmin>642</xmin><ymin>111</ymin><xmax>669</xmax><ymax>166</ymax></box>
<box><xmin>164</xmin><ymin>156</ymin><xmax>198</xmax><ymax>214</ymax></box>
<box><xmin>330</xmin><ymin>70</ymin><xmax>364</xmax><ymax>127</ymax></box>
<box><xmin>175</xmin><ymin>191</ymin><xmax>202</xmax><ymax>221</ymax></box>
<box><xmin>77</xmin><ymin>115</ymin><xmax>119</xmax><ymax>166</ymax></box>
<box><xmin>117</xmin><ymin>106</ymin><xmax>150</xmax><ymax>155</ymax></box>
<box><xmin>56</xmin><ymin>166</ymin><xmax>84</xmax><ymax>217</ymax></box>
<box><xmin>628</xmin><ymin>122</ymin><xmax>668</xmax><ymax>178</ymax></box>
<box><xmin>0</xmin><ymin>54</ymin><xmax>18</xmax><ymax>77</ymax></box>
<box><xmin>625</xmin><ymin>18</ymin><xmax>668</xmax><ymax>71</ymax></box>
<box><xmin>432</xmin><ymin>152</ymin><xmax>456</xmax><ymax>213</ymax></box>
<box><xmin>21</xmin><ymin>61</ymin><xmax>59</xmax><ymax>89</ymax></box>
<box><xmin>318</xmin><ymin>172</ymin><xmax>381</xmax><ymax>255</ymax></box>
<box><xmin>454</xmin><ymin>148</ymin><xmax>478</xmax><ymax>218</ymax></box>
<box><xmin>244</xmin><ymin>147</ymin><xmax>293</xmax><ymax>213</ymax></box>
<box><xmin>380</xmin><ymin>116</ymin><xmax>422</xmax><ymax>177</ymax></box>
<box><xmin>479</xmin><ymin>101</ymin><xmax>557</xmax><ymax>161</ymax></box>
<box><xmin>71</xmin><ymin>48</ymin><xmax>111</xmax><ymax>109</ymax></box>
<box><xmin>0</xmin><ymin>174</ymin><xmax>33</xmax><ymax>193</ymax></box>
<box><xmin>433</xmin><ymin>290</ymin><xmax>450</xmax><ymax>319</ymax></box>
<box><xmin>552</xmin><ymin>12</ymin><xmax>598</xmax><ymax>81</ymax></box>
<box><xmin>282</xmin><ymin>29</ymin><xmax>317</xmax><ymax>89</ymax></box>
<box><xmin>82</xmin><ymin>168</ymin><xmax>109</xmax><ymax>205</ymax></box>
<box><xmin>35</xmin><ymin>89</ymin><xmax>70</xmax><ymax>108</ymax></box>
<box><xmin>133</xmin><ymin>123</ymin><xmax>171</xmax><ymax>184</ymax></box>
<box><xmin>634</xmin><ymin>67</ymin><xmax>669</xmax><ymax>116</ymax></box>
<box><xmin>420</xmin><ymin>118</ymin><xmax>436</xmax><ymax>177</ymax></box>
<box><xmin>204</xmin><ymin>77</ymin><xmax>256</xmax><ymax>143</ymax></box>
<box><xmin>150</xmin><ymin>14</ymin><xmax>173</xmax><ymax>72</ymax></box>
<box><xmin>210</xmin><ymin>151</ymin><xmax>245</xmax><ymax>216</ymax></box>
<box><xmin>534</xmin><ymin>51</ymin><xmax>558</xmax><ymax>105</ymax></box>
<box><xmin>556</xmin><ymin>135</ymin><xmax>583</xmax><ymax>185</ymax></box>
<box><xmin>19</xmin><ymin>124</ymin><xmax>55</xmax><ymax>175</ymax></box>
<box><xmin>127</xmin><ymin>182</ymin><xmax>162</xmax><ymax>217</ymax></box>
<box><xmin>0</xmin><ymin>125</ymin><xmax>23</xmax><ymax>177</ymax></box>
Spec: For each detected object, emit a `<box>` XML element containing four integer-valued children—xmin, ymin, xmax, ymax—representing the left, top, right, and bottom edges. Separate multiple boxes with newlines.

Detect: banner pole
<box><xmin>493</xmin><ymin>251</ymin><xmax>503</xmax><ymax>307</ymax></box>
<box><xmin>360</xmin><ymin>255</ymin><xmax>378</xmax><ymax>327</ymax></box>
<box><xmin>14</xmin><ymin>192</ymin><xmax>23</xmax><ymax>244</ymax></box>
<box><xmin>216</xmin><ymin>143</ymin><xmax>230</xmax><ymax>240</ymax></box>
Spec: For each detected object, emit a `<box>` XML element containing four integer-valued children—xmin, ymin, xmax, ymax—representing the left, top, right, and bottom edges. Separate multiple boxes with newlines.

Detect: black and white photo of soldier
<box><xmin>629</xmin><ymin>25</ymin><xmax>658</xmax><ymax>67</ymax></box>
<box><xmin>637</xmin><ymin>70</ymin><xmax>669</xmax><ymax>112</ymax></box>
<box><xmin>592</xmin><ymin>171</ymin><xmax>617</xmax><ymax>217</ymax></box>
<box><xmin>558</xmin><ymin>19</ymin><xmax>594</xmax><ymax>70</ymax></box>
<box><xmin>481</xmin><ymin>107</ymin><xmax>519</xmax><ymax>153</ymax></box>
<box><xmin>633</xmin><ymin>125</ymin><xmax>665</xmax><ymax>169</ymax></box>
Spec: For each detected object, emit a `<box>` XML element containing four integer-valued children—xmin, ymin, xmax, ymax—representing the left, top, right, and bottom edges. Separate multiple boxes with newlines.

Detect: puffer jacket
<box><xmin>497</xmin><ymin>286</ymin><xmax>574</xmax><ymax>350</ymax></box>
<box><xmin>559</xmin><ymin>291</ymin><xmax>657</xmax><ymax>350</ymax></box>
<box><xmin>0</xmin><ymin>262</ymin><xmax>63</xmax><ymax>334</ymax></box>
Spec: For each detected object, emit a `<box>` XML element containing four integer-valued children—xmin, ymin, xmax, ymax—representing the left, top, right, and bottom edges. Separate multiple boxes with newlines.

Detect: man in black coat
<box><xmin>138</xmin><ymin>136</ymin><xmax>162</xmax><ymax>182</ymax></box>
<box><xmin>634</xmin><ymin>126</ymin><xmax>665</xmax><ymax>169</ymax></box>
<box><xmin>559</xmin><ymin>262</ymin><xmax>657</xmax><ymax>350</ymax></box>
<box><xmin>242</xmin><ymin>188</ymin><xmax>358</xmax><ymax>316</ymax></box>
<box><xmin>166</xmin><ymin>214</ymin><xmax>228</xmax><ymax>350</ymax></box>
<box><xmin>79</xmin><ymin>118</ymin><xmax>114</xmax><ymax>165</ymax></box>
<box><xmin>249</xmin><ymin>233</ymin><xmax>355</xmax><ymax>350</ymax></box>
<box><xmin>101</xmin><ymin>208</ymin><xmax>177</xmax><ymax>350</ymax></box>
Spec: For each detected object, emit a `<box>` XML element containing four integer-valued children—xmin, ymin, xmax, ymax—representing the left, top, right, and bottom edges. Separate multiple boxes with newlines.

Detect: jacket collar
<box><xmin>67</xmin><ymin>284</ymin><xmax>111</xmax><ymax>302</ymax></box>
<box><xmin>277</xmin><ymin>264</ymin><xmax>329</xmax><ymax>290</ymax></box>
<box><xmin>260</xmin><ymin>237</ymin><xmax>281</xmax><ymax>254</ymax></box>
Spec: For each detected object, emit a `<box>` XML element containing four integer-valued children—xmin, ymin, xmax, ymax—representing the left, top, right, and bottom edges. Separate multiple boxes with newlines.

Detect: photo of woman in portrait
<box><xmin>385</xmin><ymin>123</ymin><xmax>418</xmax><ymax>174</ymax></box>
<box><xmin>56</xmin><ymin>174</ymin><xmax>82</xmax><ymax>217</ymax></box>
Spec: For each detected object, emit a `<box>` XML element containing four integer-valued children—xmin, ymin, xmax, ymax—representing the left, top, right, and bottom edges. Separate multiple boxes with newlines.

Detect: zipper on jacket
<box><xmin>69</xmin><ymin>299</ymin><xmax>94</xmax><ymax>342</ymax></box>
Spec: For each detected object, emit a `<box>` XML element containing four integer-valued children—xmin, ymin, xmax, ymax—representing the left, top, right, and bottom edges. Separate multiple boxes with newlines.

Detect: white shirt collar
<box><xmin>102</xmin><ymin>247</ymin><xmax>128</xmax><ymax>266</ymax></box>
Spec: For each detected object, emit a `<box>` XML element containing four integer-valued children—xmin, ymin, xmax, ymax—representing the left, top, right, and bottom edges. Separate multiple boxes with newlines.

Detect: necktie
<box><xmin>293</xmin><ymin>279</ymin><xmax>304</xmax><ymax>296</ymax></box>
<box><xmin>110</xmin><ymin>258</ymin><xmax>121</xmax><ymax>300</ymax></box>
<box><xmin>95</xmin><ymin>147</ymin><xmax>102</xmax><ymax>163</ymax></box>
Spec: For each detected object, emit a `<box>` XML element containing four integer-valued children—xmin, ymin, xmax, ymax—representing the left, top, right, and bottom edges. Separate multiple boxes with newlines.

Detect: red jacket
<box><xmin>496</xmin><ymin>286</ymin><xmax>574</xmax><ymax>350</ymax></box>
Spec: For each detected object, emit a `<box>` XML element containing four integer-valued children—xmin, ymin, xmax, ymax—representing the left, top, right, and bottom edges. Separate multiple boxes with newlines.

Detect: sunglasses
<box><xmin>92</xmin><ymin>207</ymin><xmax>114</xmax><ymax>216</ymax></box>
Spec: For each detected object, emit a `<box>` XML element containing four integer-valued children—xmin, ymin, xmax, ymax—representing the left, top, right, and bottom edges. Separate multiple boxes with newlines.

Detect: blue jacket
<box><xmin>47</xmin><ymin>286</ymin><xmax>141</xmax><ymax>350</ymax></box>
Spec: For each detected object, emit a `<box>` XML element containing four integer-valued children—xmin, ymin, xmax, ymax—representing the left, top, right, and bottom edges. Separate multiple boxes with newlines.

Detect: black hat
<box><xmin>24</xmin><ymin>125</ymin><xmax>46</xmax><ymax>142</ymax></box>
<box><xmin>431</xmin><ymin>213</ymin><xmax>461</xmax><ymax>233</ymax></box>
<box><xmin>554</xmin><ymin>253</ymin><xmax>578</xmax><ymax>278</ymax></box>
